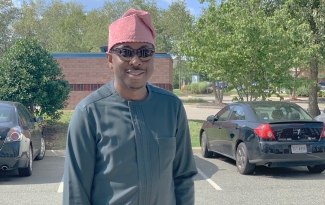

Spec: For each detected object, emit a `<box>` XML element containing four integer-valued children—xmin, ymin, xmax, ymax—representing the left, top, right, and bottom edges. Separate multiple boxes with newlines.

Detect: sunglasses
<box><xmin>110</xmin><ymin>47</ymin><xmax>155</xmax><ymax>62</ymax></box>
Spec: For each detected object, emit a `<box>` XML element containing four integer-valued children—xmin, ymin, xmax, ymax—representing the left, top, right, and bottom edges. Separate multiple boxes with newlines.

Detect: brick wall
<box><xmin>52</xmin><ymin>53</ymin><xmax>173</xmax><ymax>109</ymax></box>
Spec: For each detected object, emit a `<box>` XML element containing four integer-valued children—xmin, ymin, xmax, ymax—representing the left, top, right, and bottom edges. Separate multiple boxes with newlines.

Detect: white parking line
<box><xmin>58</xmin><ymin>177</ymin><xmax>64</xmax><ymax>193</ymax></box>
<box><xmin>57</xmin><ymin>168</ymin><xmax>222</xmax><ymax>193</ymax></box>
<box><xmin>197</xmin><ymin>167</ymin><xmax>222</xmax><ymax>191</ymax></box>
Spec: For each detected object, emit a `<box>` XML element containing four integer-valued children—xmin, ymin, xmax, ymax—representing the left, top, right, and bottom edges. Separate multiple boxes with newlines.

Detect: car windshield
<box><xmin>249</xmin><ymin>104</ymin><xmax>314</xmax><ymax>121</ymax></box>
<box><xmin>0</xmin><ymin>107</ymin><xmax>13</xmax><ymax>122</ymax></box>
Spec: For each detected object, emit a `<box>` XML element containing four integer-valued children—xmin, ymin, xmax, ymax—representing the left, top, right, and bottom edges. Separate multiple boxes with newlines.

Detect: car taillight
<box><xmin>6</xmin><ymin>127</ymin><xmax>22</xmax><ymax>142</ymax></box>
<box><xmin>320</xmin><ymin>124</ymin><xmax>325</xmax><ymax>139</ymax></box>
<box><xmin>254</xmin><ymin>124</ymin><xmax>275</xmax><ymax>139</ymax></box>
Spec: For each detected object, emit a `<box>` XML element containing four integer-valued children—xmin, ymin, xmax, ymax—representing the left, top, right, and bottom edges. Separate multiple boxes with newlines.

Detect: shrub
<box><xmin>184</xmin><ymin>84</ymin><xmax>191</xmax><ymax>91</ymax></box>
<box><xmin>198</xmin><ymin>82</ymin><xmax>209</xmax><ymax>94</ymax></box>
<box><xmin>296</xmin><ymin>86</ymin><xmax>309</xmax><ymax>97</ymax></box>
<box><xmin>191</xmin><ymin>83</ymin><xmax>200</xmax><ymax>94</ymax></box>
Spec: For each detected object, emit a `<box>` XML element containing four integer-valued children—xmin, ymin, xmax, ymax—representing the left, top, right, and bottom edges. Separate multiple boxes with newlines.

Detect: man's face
<box><xmin>107</xmin><ymin>42</ymin><xmax>155</xmax><ymax>92</ymax></box>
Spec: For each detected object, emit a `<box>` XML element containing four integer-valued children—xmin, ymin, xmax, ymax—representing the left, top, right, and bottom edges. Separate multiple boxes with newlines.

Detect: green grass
<box><xmin>182</xmin><ymin>98</ymin><xmax>208</xmax><ymax>103</ymax></box>
<box><xmin>45</xmin><ymin>110</ymin><xmax>203</xmax><ymax>150</ymax></box>
<box><xmin>173</xmin><ymin>89</ymin><xmax>187</xmax><ymax>97</ymax></box>
<box><xmin>188</xmin><ymin>120</ymin><xmax>204</xmax><ymax>147</ymax></box>
<box><xmin>44</xmin><ymin>110</ymin><xmax>73</xmax><ymax>150</ymax></box>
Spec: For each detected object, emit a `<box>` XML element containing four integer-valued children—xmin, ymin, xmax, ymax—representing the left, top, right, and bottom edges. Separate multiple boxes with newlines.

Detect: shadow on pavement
<box><xmin>194</xmin><ymin>151</ymin><xmax>325</xmax><ymax>180</ymax></box>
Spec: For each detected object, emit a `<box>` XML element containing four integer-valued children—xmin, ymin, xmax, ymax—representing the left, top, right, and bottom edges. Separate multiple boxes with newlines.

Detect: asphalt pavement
<box><xmin>181</xmin><ymin>94</ymin><xmax>325</xmax><ymax>120</ymax></box>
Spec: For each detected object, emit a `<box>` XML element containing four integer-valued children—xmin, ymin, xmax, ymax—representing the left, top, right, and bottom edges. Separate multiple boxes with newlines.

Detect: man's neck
<box><xmin>114</xmin><ymin>84</ymin><xmax>148</xmax><ymax>101</ymax></box>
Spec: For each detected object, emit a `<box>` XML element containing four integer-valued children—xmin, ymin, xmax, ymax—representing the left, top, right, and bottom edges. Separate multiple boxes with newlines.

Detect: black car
<box><xmin>200</xmin><ymin>101</ymin><xmax>325</xmax><ymax>175</ymax></box>
<box><xmin>0</xmin><ymin>101</ymin><xmax>45</xmax><ymax>176</ymax></box>
<box><xmin>318</xmin><ymin>82</ymin><xmax>325</xmax><ymax>91</ymax></box>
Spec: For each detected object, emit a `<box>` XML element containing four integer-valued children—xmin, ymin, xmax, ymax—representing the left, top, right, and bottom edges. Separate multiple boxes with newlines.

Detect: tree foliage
<box><xmin>0</xmin><ymin>38</ymin><xmax>71</xmax><ymax>120</ymax></box>
<box><xmin>0</xmin><ymin>0</ymin><xmax>19</xmax><ymax>56</ymax></box>
<box><xmin>2</xmin><ymin>0</ymin><xmax>325</xmax><ymax>116</ymax></box>
<box><xmin>180</xmin><ymin>0</ymin><xmax>325</xmax><ymax>112</ymax></box>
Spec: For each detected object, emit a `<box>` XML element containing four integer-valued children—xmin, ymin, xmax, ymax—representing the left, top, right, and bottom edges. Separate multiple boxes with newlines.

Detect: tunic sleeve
<box><xmin>63</xmin><ymin>104</ymin><xmax>96</xmax><ymax>205</ymax></box>
<box><xmin>173</xmin><ymin>104</ymin><xmax>198</xmax><ymax>205</ymax></box>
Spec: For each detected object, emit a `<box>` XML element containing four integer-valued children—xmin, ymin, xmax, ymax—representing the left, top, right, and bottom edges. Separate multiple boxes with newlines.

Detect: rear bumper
<box><xmin>0</xmin><ymin>141</ymin><xmax>29</xmax><ymax>170</ymax></box>
<box><xmin>249</xmin><ymin>140</ymin><xmax>325</xmax><ymax>167</ymax></box>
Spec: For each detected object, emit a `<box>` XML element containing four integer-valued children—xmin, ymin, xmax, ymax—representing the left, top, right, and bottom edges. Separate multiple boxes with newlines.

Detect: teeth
<box><xmin>127</xmin><ymin>70</ymin><xmax>144</xmax><ymax>75</ymax></box>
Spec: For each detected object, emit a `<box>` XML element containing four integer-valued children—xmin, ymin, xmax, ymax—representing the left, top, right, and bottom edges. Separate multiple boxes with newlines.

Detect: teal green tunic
<box><xmin>63</xmin><ymin>80</ymin><xmax>197</xmax><ymax>205</ymax></box>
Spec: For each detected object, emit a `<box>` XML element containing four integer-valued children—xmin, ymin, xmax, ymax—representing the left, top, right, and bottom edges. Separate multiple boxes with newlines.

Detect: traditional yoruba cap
<box><xmin>108</xmin><ymin>8</ymin><xmax>156</xmax><ymax>52</ymax></box>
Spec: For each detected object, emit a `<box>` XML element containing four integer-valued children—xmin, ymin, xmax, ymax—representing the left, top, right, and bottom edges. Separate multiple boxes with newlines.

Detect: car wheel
<box><xmin>201</xmin><ymin>131</ymin><xmax>212</xmax><ymax>158</ymax></box>
<box><xmin>307</xmin><ymin>164</ymin><xmax>325</xmax><ymax>173</ymax></box>
<box><xmin>35</xmin><ymin>137</ymin><xmax>46</xmax><ymax>160</ymax></box>
<box><xmin>236</xmin><ymin>142</ymin><xmax>255</xmax><ymax>175</ymax></box>
<box><xmin>18</xmin><ymin>146</ymin><xmax>33</xmax><ymax>177</ymax></box>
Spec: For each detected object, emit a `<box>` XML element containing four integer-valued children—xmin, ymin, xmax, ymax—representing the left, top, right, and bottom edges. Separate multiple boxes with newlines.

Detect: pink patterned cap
<box><xmin>108</xmin><ymin>8</ymin><xmax>156</xmax><ymax>52</ymax></box>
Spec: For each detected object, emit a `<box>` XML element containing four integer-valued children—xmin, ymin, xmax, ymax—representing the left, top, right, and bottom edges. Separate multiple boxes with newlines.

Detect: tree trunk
<box><xmin>308</xmin><ymin>59</ymin><xmax>320</xmax><ymax>117</ymax></box>
<box><xmin>213</xmin><ymin>81</ymin><xmax>223</xmax><ymax>104</ymax></box>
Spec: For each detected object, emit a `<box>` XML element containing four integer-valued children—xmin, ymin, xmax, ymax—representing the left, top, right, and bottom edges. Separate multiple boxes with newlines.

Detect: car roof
<box><xmin>0</xmin><ymin>101</ymin><xmax>20</xmax><ymax>108</ymax></box>
<box><xmin>230</xmin><ymin>100</ymin><xmax>297</xmax><ymax>105</ymax></box>
<box><xmin>230</xmin><ymin>101</ymin><xmax>300</xmax><ymax>107</ymax></box>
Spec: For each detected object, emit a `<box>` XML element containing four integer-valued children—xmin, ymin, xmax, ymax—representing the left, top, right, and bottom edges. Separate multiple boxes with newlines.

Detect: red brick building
<box><xmin>52</xmin><ymin>52</ymin><xmax>173</xmax><ymax>109</ymax></box>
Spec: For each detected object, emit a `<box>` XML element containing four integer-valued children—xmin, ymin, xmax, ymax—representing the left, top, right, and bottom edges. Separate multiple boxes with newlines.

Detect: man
<box><xmin>63</xmin><ymin>8</ymin><xmax>197</xmax><ymax>205</ymax></box>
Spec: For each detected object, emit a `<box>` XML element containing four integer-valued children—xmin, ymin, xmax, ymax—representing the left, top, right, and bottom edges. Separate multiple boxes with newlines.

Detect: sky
<box><xmin>13</xmin><ymin>0</ymin><xmax>209</xmax><ymax>17</ymax></box>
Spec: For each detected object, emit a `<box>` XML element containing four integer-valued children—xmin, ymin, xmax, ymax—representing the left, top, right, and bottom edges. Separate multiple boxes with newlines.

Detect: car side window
<box><xmin>216</xmin><ymin>106</ymin><xmax>233</xmax><ymax>121</ymax></box>
<box><xmin>17</xmin><ymin>106</ymin><xmax>28</xmax><ymax>128</ymax></box>
<box><xmin>229</xmin><ymin>106</ymin><xmax>245</xmax><ymax>120</ymax></box>
<box><xmin>17</xmin><ymin>105</ymin><xmax>33</xmax><ymax>129</ymax></box>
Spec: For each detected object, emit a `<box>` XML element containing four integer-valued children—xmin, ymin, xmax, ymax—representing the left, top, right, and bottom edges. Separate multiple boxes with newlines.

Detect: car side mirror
<box><xmin>207</xmin><ymin>115</ymin><xmax>217</xmax><ymax>122</ymax></box>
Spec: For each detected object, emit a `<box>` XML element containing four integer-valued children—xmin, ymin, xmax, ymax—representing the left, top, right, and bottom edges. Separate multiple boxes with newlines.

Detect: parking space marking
<box><xmin>56</xmin><ymin>168</ymin><xmax>223</xmax><ymax>193</ymax></box>
<box><xmin>58</xmin><ymin>177</ymin><xmax>64</xmax><ymax>193</ymax></box>
<box><xmin>197</xmin><ymin>167</ymin><xmax>222</xmax><ymax>191</ymax></box>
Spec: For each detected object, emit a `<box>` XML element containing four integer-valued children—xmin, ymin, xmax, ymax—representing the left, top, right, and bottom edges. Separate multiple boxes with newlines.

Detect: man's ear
<box><xmin>106</xmin><ymin>52</ymin><xmax>113</xmax><ymax>69</ymax></box>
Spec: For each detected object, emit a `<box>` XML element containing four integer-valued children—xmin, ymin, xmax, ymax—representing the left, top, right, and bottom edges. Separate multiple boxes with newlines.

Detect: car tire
<box><xmin>201</xmin><ymin>131</ymin><xmax>212</xmax><ymax>158</ymax></box>
<box><xmin>236</xmin><ymin>142</ymin><xmax>255</xmax><ymax>175</ymax></box>
<box><xmin>307</xmin><ymin>164</ymin><xmax>325</xmax><ymax>173</ymax></box>
<box><xmin>18</xmin><ymin>146</ymin><xmax>33</xmax><ymax>177</ymax></box>
<box><xmin>35</xmin><ymin>137</ymin><xmax>46</xmax><ymax>160</ymax></box>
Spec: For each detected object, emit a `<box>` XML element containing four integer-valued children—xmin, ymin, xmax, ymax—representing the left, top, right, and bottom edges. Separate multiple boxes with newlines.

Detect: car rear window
<box><xmin>0</xmin><ymin>107</ymin><xmax>13</xmax><ymax>122</ymax></box>
<box><xmin>249</xmin><ymin>104</ymin><xmax>314</xmax><ymax>121</ymax></box>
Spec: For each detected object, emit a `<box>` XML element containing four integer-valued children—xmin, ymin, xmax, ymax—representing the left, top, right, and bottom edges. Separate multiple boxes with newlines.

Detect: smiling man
<box><xmin>63</xmin><ymin>8</ymin><xmax>197</xmax><ymax>205</ymax></box>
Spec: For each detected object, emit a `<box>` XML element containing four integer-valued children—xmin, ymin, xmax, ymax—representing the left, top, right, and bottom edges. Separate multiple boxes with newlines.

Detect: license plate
<box><xmin>291</xmin><ymin>145</ymin><xmax>307</xmax><ymax>153</ymax></box>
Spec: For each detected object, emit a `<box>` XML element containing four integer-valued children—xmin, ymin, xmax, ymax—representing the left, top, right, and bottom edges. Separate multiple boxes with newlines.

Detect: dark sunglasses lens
<box><xmin>119</xmin><ymin>48</ymin><xmax>134</xmax><ymax>60</ymax></box>
<box><xmin>137</xmin><ymin>48</ymin><xmax>154</xmax><ymax>61</ymax></box>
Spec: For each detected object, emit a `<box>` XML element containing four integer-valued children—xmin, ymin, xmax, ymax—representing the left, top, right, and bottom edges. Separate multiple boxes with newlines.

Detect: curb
<box><xmin>45</xmin><ymin>150</ymin><xmax>66</xmax><ymax>157</ymax></box>
<box><xmin>46</xmin><ymin>148</ymin><xmax>201</xmax><ymax>158</ymax></box>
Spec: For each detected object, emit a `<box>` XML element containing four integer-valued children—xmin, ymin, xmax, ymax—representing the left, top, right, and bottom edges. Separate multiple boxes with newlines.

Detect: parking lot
<box><xmin>0</xmin><ymin>151</ymin><xmax>324</xmax><ymax>205</ymax></box>
<box><xmin>0</xmin><ymin>99</ymin><xmax>325</xmax><ymax>204</ymax></box>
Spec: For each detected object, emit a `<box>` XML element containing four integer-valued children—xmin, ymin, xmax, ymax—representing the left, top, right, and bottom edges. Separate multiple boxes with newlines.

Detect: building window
<box><xmin>69</xmin><ymin>84</ymin><xmax>105</xmax><ymax>91</ymax></box>
<box><xmin>69</xmin><ymin>83</ymin><xmax>172</xmax><ymax>91</ymax></box>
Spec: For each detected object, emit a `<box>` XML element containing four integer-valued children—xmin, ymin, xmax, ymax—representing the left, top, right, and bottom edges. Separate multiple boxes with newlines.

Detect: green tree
<box><xmin>280</xmin><ymin>0</ymin><xmax>325</xmax><ymax>117</ymax></box>
<box><xmin>13</xmin><ymin>0</ymin><xmax>87</xmax><ymax>52</ymax></box>
<box><xmin>181</xmin><ymin>0</ymin><xmax>301</xmax><ymax>103</ymax></box>
<box><xmin>11</xmin><ymin>0</ymin><xmax>44</xmax><ymax>40</ymax></box>
<box><xmin>38</xmin><ymin>0</ymin><xmax>86</xmax><ymax>52</ymax></box>
<box><xmin>0</xmin><ymin>0</ymin><xmax>19</xmax><ymax>55</ymax></box>
<box><xmin>0</xmin><ymin>38</ymin><xmax>71</xmax><ymax>120</ymax></box>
